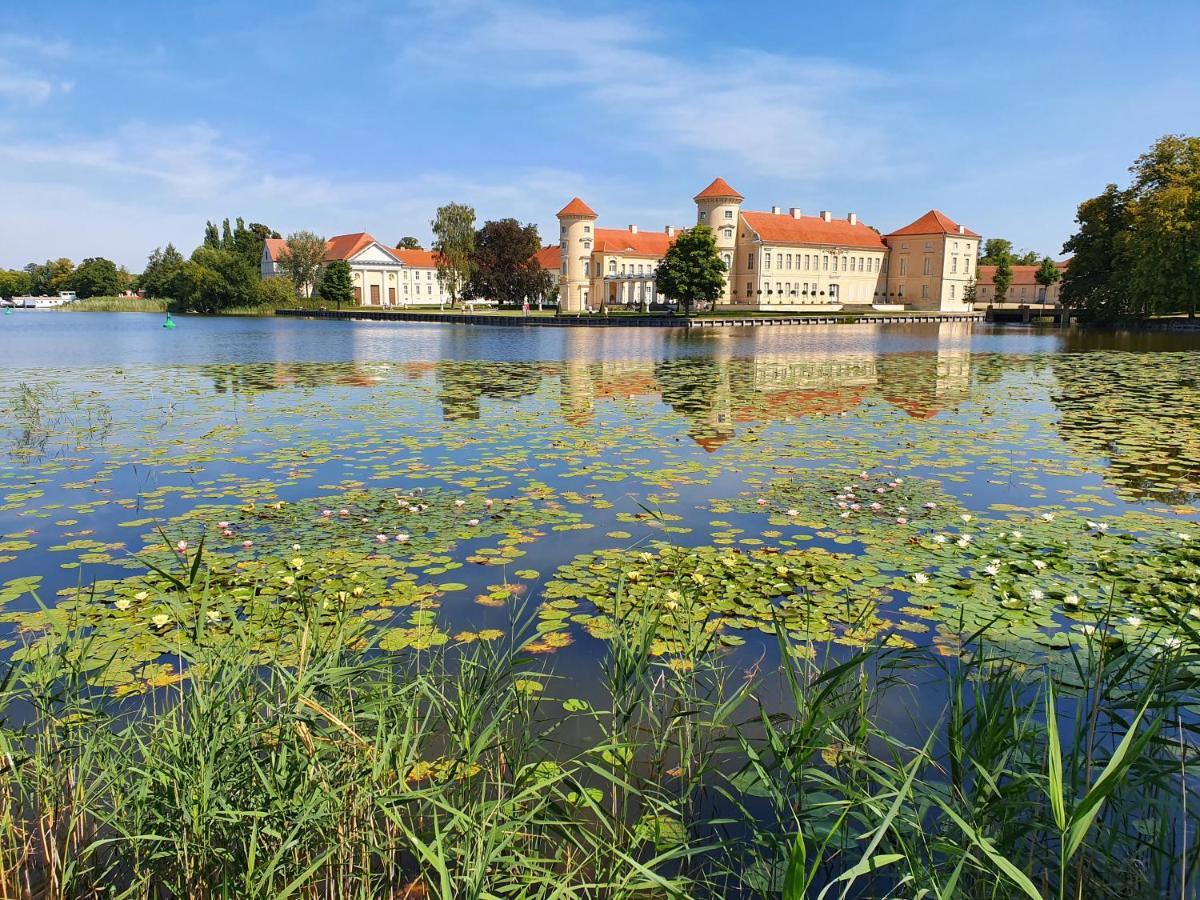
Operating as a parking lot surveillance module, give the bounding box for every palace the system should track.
[542,178,981,314]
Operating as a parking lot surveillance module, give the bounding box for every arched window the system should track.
[608,260,616,274]
[722,253,731,270]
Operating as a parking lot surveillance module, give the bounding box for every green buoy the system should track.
[163,312,176,329]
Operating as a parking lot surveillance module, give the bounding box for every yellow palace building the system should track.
[544,178,980,314]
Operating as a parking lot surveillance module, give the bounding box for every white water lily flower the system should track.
[206,610,222,623]
[1177,532,1192,541]
[1010,531,1024,539]
[984,563,1000,576]
[1164,637,1184,651]
[376,534,388,543]
[912,573,929,585]
[175,540,188,552]
[956,536,972,548]
[1080,624,1098,636]
[1126,616,1143,628]
[1032,560,1047,571]
[290,557,305,570]
[114,598,132,611]
[787,509,799,517]
[933,534,947,544]
[1030,589,1045,601]
[467,518,480,526]
[395,533,410,543]
[1041,513,1054,521]
[1064,594,1081,607]
[454,499,466,507]
[960,514,972,523]
[150,614,170,628]
[292,543,301,551]
[134,591,149,601]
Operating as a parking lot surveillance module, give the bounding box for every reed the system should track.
[0,580,1196,898]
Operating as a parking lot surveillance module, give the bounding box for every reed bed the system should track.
[0,587,1196,898]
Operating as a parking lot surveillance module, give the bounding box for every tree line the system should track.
[1061,134,1200,320]
[429,203,555,307]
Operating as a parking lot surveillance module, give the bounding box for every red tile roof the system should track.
[323,232,377,261]
[740,211,886,249]
[886,210,979,238]
[594,228,676,257]
[557,197,598,218]
[976,261,1069,286]
[389,247,440,268]
[263,238,288,262]
[694,177,743,202]
[535,245,561,270]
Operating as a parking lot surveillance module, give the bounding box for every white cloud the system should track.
[390,1,894,183]
[0,32,72,104]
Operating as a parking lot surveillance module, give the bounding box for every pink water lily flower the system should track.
[175,540,188,553]
[339,509,350,517]
[756,498,767,506]
[467,518,480,526]
[217,521,230,528]
[376,534,388,543]
[484,498,494,507]
[896,517,908,525]
[242,540,253,548]
[870,502,882,511]
[222,529,233,537]
[322,509,332,518]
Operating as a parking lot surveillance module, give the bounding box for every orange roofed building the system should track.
[262,233,449,306]
[549,179,982,314]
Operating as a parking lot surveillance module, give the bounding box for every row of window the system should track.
[755,251,879,274]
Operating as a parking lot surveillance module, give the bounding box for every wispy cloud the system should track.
[390,0,895,183]
[0,32,72,104]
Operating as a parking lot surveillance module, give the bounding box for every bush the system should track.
[257,275,297,307]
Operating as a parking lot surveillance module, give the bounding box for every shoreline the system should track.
[275,307,986,328]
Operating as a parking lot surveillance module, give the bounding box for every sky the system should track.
[2,0,1199,271]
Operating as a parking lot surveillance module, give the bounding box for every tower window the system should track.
[724,209,733,219]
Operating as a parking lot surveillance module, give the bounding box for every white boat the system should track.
[8,292,76,309]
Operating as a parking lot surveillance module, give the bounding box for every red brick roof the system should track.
[976,260,1068,286]
[886,210,979,238]
[535,245,561,270]
[594,228,676,257]
[557,197,598,218]
[740,211,886,249]
[694,177,743,202]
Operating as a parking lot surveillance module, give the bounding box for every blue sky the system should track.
[2,0,1198,270]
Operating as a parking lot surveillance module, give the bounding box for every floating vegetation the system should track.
[0,343,1198,691]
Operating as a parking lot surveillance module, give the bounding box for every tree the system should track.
[221,218,234,250]
[276,230,327,298]
[962,278,977,306]
[318,259,354,308]
[992,255,1013,304]
[654,225,726,315]
[172,246,257,313]
[431,203,475,307]
[1034,256,1062,308]
[462,218,551,307]
[0,269,32,298]
[396,236,423,250]
[978,239,1014,266]
[70,257,124,298]
[1060,184,1131,320]
[257,274,297,308]
[141,244,186,299]
[203,221,221,249]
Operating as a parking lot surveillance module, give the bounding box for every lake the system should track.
[1,313,1199,690]
[4,311,1200,895]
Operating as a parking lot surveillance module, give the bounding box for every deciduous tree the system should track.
[1034,256,1062,307]
[462,218,550,307]
[141,244,186,299]
[276,230,327,298]
[655,225,726,315]
[319,259,354,308]
[431,203,475,307]
[70,257,124,298]
[396,236,422,250]
[992,256,1013,304]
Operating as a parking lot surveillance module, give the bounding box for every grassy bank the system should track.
[1,582,1195,899]
[52,295,170,313]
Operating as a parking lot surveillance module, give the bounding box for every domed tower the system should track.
[693,177,743,305]
[556,197,599,313]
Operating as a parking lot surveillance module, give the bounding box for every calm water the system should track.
[1,312,1198,693]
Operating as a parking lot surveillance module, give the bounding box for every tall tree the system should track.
[203,221,221,249]
[70,257,124,298]
[977,238,1014,266]
[396,236,423,250]
[1034,256,1062,308]
[992,255,1013,304]
[318,259,354,309]
[172,246,257,313]
[431,203,475,307]
[221,218,234,250]
[462,218,550,307]
[654,225,726,315]
[276,230,327,298]
[141,244,186,299]
[1060,184,1131,320]
[962,278,977,306]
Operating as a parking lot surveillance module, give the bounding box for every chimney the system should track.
[820,210,832,223]
[847,212,857,226]
[790,207,802,219]
[665,225,676,237]
[771,205,781,215]
[629,224,638,234]
[957,225,966,235]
